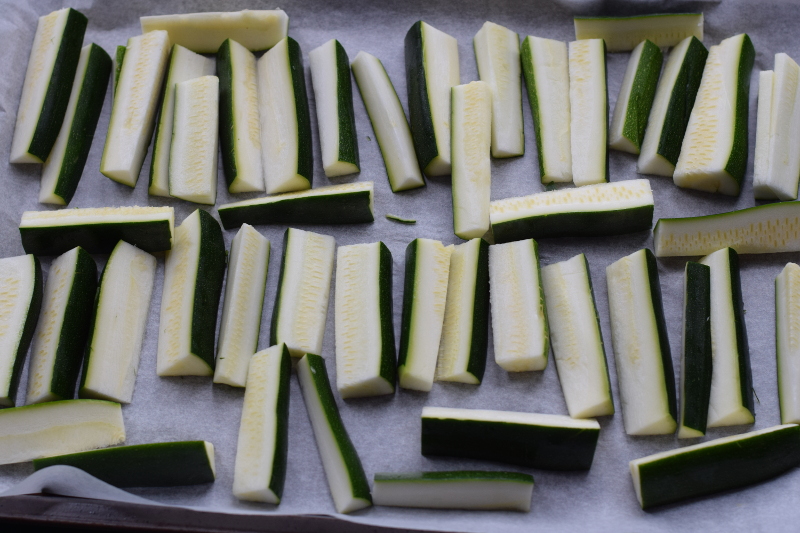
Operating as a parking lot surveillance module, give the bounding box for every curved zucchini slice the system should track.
[777,263,800,424]
[753,70,774,196]
[385,214,416,224]
[112,45,125,97]
[569,39,607,187]
[574,14,703,52]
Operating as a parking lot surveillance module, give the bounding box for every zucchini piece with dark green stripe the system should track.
[112,45,125,97]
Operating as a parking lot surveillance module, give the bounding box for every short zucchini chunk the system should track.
[309,39,360,178]
[351,52,425,192]
[0,400,124,465]
[19,206,175,256]
[753,70,774,195]
[100,30,171,187]
[574,13,704,52]
[569,39,608,186]
[372,471,534,512]
[489,239,548,372]
[673,33,755,196]
[0,255,42,407]
[257,37,313,194]
[335,242,396,398]
[40,44,112,206]
[297,354,372,514]
[157,210,226,377]
[777,263,800,424]
[630,424,800,509]
[541,254,614,419]
[436,239,489,384]
[233,344,291,503]
[270,228,335,358]
[421,407,600,470]
[112,45,125,97]
[34,441,216,488]
[606,249,677,435]
[214,225,270,388]
[405,21,460,176]
[10,8,87,164]
[26,248,96,405]
[397,239,453,392]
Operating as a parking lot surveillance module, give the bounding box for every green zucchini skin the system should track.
[289,37,314,186]
[396,239,418,373]
[645,249,678,423]
[520,37,546,179]
[621,40,662,151]
[681,261,712,436]
[113,45,125,97]
[217,38,241,190]
[378,242,397,387]
[269,229,290,348]
[465,239,490,381]
[724,34,755,183]
[405,21,437,173]
[192,210,227,371]
[20,221,173,256]
[6,257,43,406]
[728,249,754,418]
[335,40,360,169]
[269,344,292,500]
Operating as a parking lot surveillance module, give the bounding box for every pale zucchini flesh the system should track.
[574,14,703,52]
[777,263,800,424]
[569,39,608,187]
[752,70,774,197]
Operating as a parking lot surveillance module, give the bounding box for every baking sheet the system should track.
[1,0,799,531]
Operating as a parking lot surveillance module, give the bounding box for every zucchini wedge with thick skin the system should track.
[214,225,270,388]
[436,239,489,384]
[637,36,708,177]
[606,249,677,435]
[474,22,523,158]
[157,210,226,377]
[0,400,124,465]
[309,39,360,178]
[405,21,460,176]
[257,37,313,194]
[10,8,87,164]
[630,424,800,509]
[101,30,171,187]
[674,34,755,196]
[112,46,125,97]
[753,70,774,195]
[335,242,396,398]
[351,52,425,192]
[40,44,112,206]
[0,255,42,407]
[574,14,704,52]
[609,40,662,154]
[19,206,174,256]
[34,441,216,488]
[270,228,335,358]
[777,263,800,424]
[233,344,290,503]
[490,179,654,244]
[141,10,289,54]
[26,248,96,405]
[372,471,534,512]
[569,39,608,187]
[421,407,600,471]
[398,239,453,392]
[297,354,372,514]
[80,241,156,404]
[489,239,548,372]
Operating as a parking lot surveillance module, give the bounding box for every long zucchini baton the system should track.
[574,14,704,52]
[753,70,774,196]
[569,39,608,186]
[777,263,800,424]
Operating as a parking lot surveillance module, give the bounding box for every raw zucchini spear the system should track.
[40,44,112,206]
[19,206,175,256]
[233,344,291,503]
[451,81,491,240]
[218,182,375,229]
[653,202,800,257]
[26,247,96,404]
[474,22,524,158]
[214,225,270,388]
[100,30,171,187]
[606,249,677,435]
[700,248,754,427]
[490,179,654,244]
[569,39,608,187]
[270,228,335,358]
[637,36,708,176]
[351,52,425,192]
[149,45,215,197]
[157,210,226,376]
[520,36,571,183]
[777,263,800,424]
[397,239,453,392]
[257,37,313,194]
[630,424,800,509]
[421,407,600,470]
[436,239,489,384]
[297,353,372,514]
[673,34,755,196]
[169,75,220,205]
[574,14,704,52]
[10,8,87,164]
[309,39,360,177]
[405,21,460,176]
[0,255,42,407]
[141,10,289,54]
[0,400,124,465]
[372,471,534,512]
[34,441,216,487]
[753,70,774,195]
[541,254,614,419]
[80,241,156,404]
[609,40,662,154]
[335,242,396,398]
[112,45,125,97]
